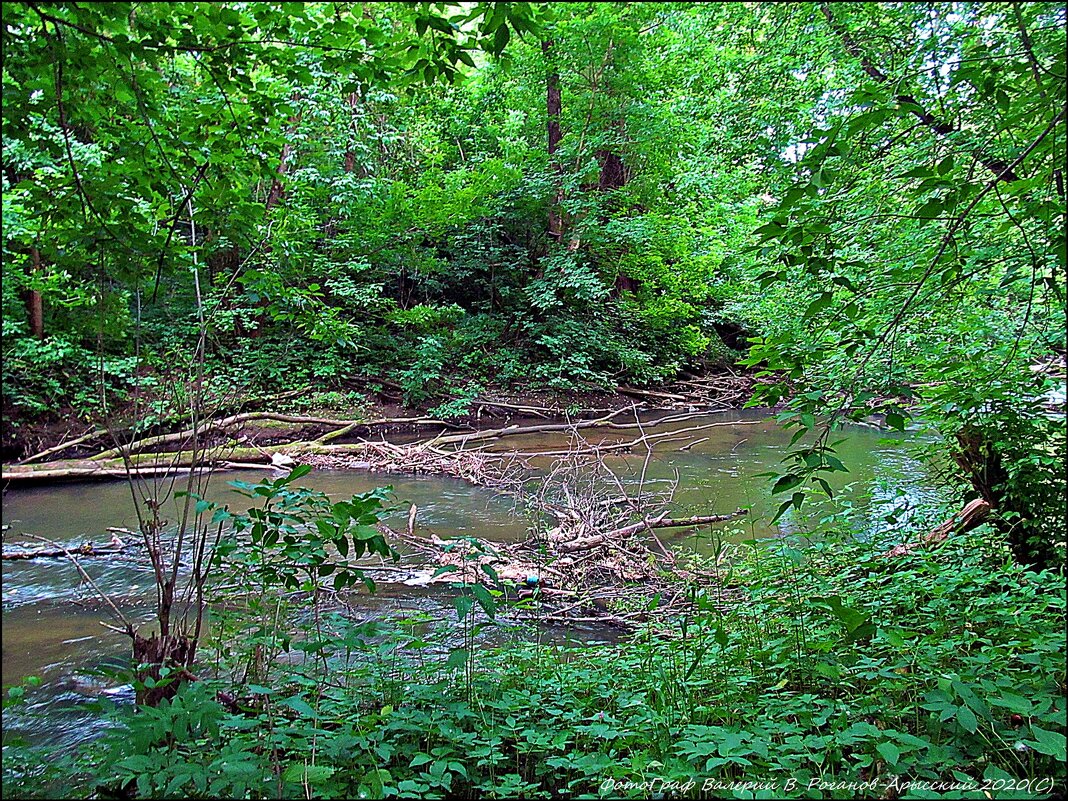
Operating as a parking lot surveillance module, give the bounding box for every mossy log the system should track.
[0,441,376,483]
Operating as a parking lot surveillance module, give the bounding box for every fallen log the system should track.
[616,386,690,402]
[3,444,292,482]
[883,498,992,558]
[17,428,109,465]
[16,388,318,465]
[3,539,128,560]
[89,412,459,460]
[2,439,512,485]
[561,510,749,552]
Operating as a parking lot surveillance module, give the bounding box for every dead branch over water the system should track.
[359,420,752,628]
[1,406,756,483]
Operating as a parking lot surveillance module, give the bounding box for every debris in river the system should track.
[2,539,130,560]
[376,424,751,629]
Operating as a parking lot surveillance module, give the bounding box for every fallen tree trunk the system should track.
[2,541,129,560]
[17,428,109,465]
[90,412,459,460]
[616,386,690,402]
[16,388,315,464]
[883,498,992,558]
[2,439,510,484]
[3,444,296,482]
[561,510,748,552]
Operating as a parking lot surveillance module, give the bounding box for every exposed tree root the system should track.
[883,498,992,558]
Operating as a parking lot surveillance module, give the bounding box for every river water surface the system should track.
[2,410,948,746]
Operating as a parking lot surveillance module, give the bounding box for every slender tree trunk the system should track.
[344,92,360,174]
[132,631,196,706]
[28,246,44,339]
[265,138,297,212]
[543,39,564,243]
[265,102,303,212]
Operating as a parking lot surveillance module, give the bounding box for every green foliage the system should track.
[7,525,1064,798]
[210,466,398,594]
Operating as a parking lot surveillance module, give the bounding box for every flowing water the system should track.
[1,409,948,747]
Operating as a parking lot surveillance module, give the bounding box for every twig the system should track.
[22,534,134,636]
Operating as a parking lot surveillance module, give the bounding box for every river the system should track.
[1,409,948,747]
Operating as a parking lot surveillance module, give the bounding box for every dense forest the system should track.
[2,2,1065,799]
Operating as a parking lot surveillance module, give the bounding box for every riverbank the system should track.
[4,407,1062,798]
[2,369,760,463]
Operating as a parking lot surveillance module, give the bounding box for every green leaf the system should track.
[1026,725,1066,760]
[493,23,510,54]
[470,583,497,619]
[771,499,794,523]
[283,763,335,784]
[281,464,312,483]
[454,595,474,620]
[884,412,906,431]
[802,292,833,321]
[446,648,468,669]
[813,596,871,636]
[955,704,978,733]
[771,473,803,495]
[282,696,317,718]
[875,741,900,766]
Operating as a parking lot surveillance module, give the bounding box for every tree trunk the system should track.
[883,498,992,558]
[265,110,302,212]
[132,631,196,706]
[596,149,626,192]
[28,246,44,339]
[344,92,360,174]
[952,426,1057,570]
[543,39,564,243]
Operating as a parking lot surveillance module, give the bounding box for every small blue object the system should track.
[524,574,540,587]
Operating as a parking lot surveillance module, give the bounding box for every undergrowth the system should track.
[4,524,1065,799]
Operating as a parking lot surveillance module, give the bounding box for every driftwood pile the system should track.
[366,426,751,628]
[1,386,763,628]
[620,370,755,411]
[0,405,761,484]
[301,440,523,489]
[2,399,760,626]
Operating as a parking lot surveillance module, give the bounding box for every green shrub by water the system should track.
[5,526,1064,799]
